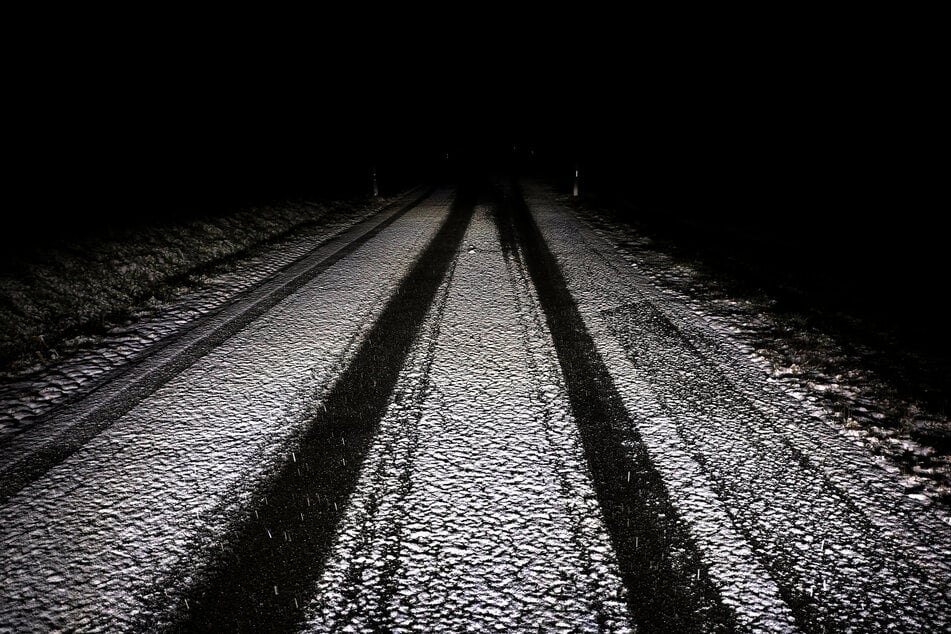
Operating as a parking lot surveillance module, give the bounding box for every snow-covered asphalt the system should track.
[303,201,629,631]
[0,190,452,631]
[1,180,949,632]
[518,181,951,632]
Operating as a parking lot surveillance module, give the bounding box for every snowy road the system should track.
[517,182,951,632]
[303,201,629,631]
[0,190,453,631]
[1,180,950,632]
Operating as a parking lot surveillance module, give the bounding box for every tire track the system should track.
[169,183,478,631]
[496,181,737,632]
[521,180,951,631]
[302,194,630,632]
[0,188,433,505]
[0,191,453,632]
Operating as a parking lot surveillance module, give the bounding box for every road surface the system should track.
[1,178,949,632]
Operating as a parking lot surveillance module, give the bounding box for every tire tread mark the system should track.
[495,180,737,633]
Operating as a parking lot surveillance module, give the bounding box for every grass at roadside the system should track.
[0,196,395,374]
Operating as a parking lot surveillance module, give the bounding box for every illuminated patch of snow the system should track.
[524,182,951,631]
[0,193,417,439]
[303,204,630,632]
[574,193,951,509]
[0,192,453,631]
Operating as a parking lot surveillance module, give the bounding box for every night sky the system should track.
[6,25,945,362]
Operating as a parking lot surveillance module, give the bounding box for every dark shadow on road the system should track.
[0,190,434,507]
[494,179,737,633]
[166,184,477,631]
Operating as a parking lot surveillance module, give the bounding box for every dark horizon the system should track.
[5,52,947,370]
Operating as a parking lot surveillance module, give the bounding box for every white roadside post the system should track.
[573,162,580,197]
[372,165,379,197]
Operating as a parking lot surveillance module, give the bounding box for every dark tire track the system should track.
[604,298,950,632]
[168,183,477,632]
[494,181,737,633]
[328,259,456,627]
[497,227,622,629]
[0,188,433,505]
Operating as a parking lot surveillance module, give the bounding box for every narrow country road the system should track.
[303,196,629,631]
[1,178,949,633]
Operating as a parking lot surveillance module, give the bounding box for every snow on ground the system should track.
[303,203,631,632]
[523,182,951,632]
[3,178,948,631]
[570,193,951,510]
[0,191,452,631]
[0,192,412,440]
